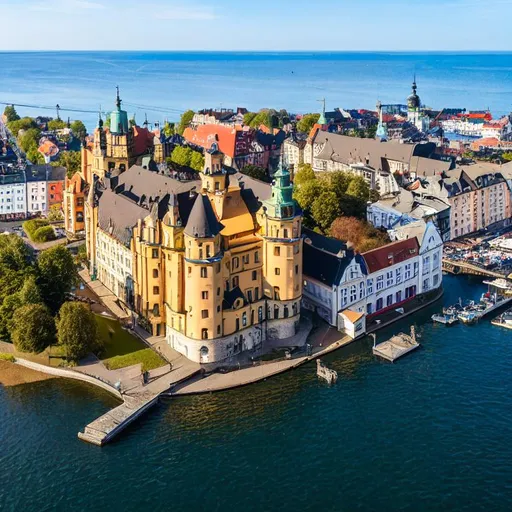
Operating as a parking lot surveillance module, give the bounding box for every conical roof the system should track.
[184,194,222,238]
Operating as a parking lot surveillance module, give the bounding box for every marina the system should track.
[371,326,420,362]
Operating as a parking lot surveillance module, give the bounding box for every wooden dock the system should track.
[372,327,420,362]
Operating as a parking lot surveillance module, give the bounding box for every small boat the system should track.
[458,310,478,325]
[372,326,420,362]
[491,310,512,329]
[432,313,458,326]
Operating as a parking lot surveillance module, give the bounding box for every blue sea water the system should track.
[0,51,512,129]
[1,275,511,512]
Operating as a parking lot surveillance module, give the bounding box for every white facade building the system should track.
[0,173,27,220]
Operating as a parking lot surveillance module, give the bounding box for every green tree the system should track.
[162,121,175,137]
[26,148,44,164]
[241,165,269,182]
[243,112,257,126]
[51,150,81,178]
[297,113,320,134]
[37,245,77,314]
[0,293,23,341]
[190,150,205,172]
[346,175,370,202]
[19,275,42,305]
[4,105,20,122]
[177,110,195,135]
[104,113,111,130]
[7,117,37,137]
[70,120,87,140]
[171,145,192,166]
[294,164,316,186]
[0,235,32,303]
[18,127,41,153]
[11,304,56,354]
[294,180,323,211]
[248,111,270,129]
[311,190,341,232]
[48,119,67,131]
[56,302,101,362]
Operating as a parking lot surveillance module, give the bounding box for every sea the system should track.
[0,52,511,129]
[1,53,512,511]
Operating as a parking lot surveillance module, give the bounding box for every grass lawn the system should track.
[95,315,166,372]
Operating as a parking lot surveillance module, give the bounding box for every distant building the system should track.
[25,165,66,215]
[406,79,430,133]
[0,173,26,221]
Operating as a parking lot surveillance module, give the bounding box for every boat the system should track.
[491,310,512,329]
[372,326,420,362]
[458,310,478,325]
[432,313,458,326]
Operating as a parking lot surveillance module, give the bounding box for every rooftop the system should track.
[362,237,419,273]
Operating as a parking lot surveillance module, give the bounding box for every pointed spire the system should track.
[116,85,121,109]
[317,98,327,125]
[98,107,103,128]
[184,194,222,238]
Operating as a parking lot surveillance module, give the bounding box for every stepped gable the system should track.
[184,193,223,238]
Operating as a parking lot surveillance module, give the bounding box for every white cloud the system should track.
[28,0,105,11]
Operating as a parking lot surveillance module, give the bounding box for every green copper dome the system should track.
[110,86,129,134]
[262,162,296,220]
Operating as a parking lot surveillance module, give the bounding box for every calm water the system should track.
[1,274,511,512]
[0,52,512,129]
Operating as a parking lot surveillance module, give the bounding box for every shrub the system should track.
[0,352,15,362]
[32,225,56,243]
[23,219,49,239]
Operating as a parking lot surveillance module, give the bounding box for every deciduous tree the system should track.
[241,165,269,182]
[297,113,320,134]
[11,304,56,354]
[48,119,67,131]
[293,164,316,186]
[177,110,195,135]
[4,105,20,122]
[311,190,341,232]
[56,302,101,362]
[70,120,87,140]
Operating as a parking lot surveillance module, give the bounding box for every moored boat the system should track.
[432,313,458,326]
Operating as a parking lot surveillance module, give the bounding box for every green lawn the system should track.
[95,315,166,372]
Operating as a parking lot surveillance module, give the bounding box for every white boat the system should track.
[432,313,458,326]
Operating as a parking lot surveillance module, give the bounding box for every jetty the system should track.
[372,326,420,362]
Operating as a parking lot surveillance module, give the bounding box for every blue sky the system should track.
[2,0,511,51]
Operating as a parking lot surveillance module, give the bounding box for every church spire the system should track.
[317,98,327,125]
[116,85,122,110]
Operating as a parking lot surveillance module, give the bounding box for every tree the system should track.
[18,127,41,153]
[311,191,341,232]
[0,293,23,341]
[4,105,20,122]
[56,302,101,362]
[170,145,192,166]
[177,110,195,135]
[48,119,67,131]
[346,175,370,202]
[7,117,37,136]
[0,235,32,304]
[294,164,316,186]
[297,113,320,134]
[243,112,257,126]
[248,111,270,129]
[19,275,42,306]
[241,165,269,182]
[11,304,56,354]
[294,180,323,211]
[37,245,77,314]
[330,216,390,253]
[162,121,175,137]
[104,113,111,130]
[70,120,87,140]
[51,150,81,178]
[190,150,205,172]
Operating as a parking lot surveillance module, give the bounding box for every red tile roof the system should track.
[362,238,419,274]
[183,124,238,157]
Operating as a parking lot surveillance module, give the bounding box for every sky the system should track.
[1,0,511,51]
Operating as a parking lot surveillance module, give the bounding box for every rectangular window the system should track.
[274,246,280,256]
[376,276,384,291]
[295,265,299,275]
[396,267,402,284]
[433,274,439,286]
[200,267,207,278]
[233,276,239,287]
[232,257,239,269]
[206,245,211,258]
[243,254,249,264]
[202,291,208,300]
[254,251,260,263]
[404,264,411,280]
[152,249,158,259]
[217,287,221,296]
[153,286,159,295]
[275,268,280,275]
[386,294,393,307]
[252,270,257,281]
[386,271,393,287]
[153,269,158,278]
[367,279,373,295]
[423,256,430,275]
[201,309,209,319]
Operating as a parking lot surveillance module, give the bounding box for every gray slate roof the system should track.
[184,193,223,238]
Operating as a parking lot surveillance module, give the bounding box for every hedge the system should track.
[23,219,49,239]
[32,225,56,243]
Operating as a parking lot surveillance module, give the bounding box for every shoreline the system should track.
[0,360,56,387]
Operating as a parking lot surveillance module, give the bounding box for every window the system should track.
[188,266,192,275]
[433,252,439,269]
[404,264,411,280]
[202,291,209,300]
[206,245,211,258]
[359,282,365,299]
[255,288,259,301]
[274,287,280,300]
[396,267,402,284]
[201,309,209,319]
[423,278,430,291]
[386,271,393,287]
[255,251,260,263]
[152,249,158,259]
[216,263,221,273]
[233,276,239,288]
[274,246,280,256]
[275,268,280,275]
[252,270,257,281]
[235,318,240,331]
[423,256,430,275]
[201,329,208,340]
[284,306,289,318]
[199,249,203,259]
[217,305,221,313]
[283,229,288,238]
[414,262,419,275]
[201,267,207,278]
[376,276,384,291]
[396,290,402,303]
[350,285,357,303]
[386,294,393,307]
[295,265,299,275]
[258,306,263,322]
[217,287,221,296]
[153,286,159,295]
[367,279,373,295]
[242,312,247,327]
[376,298,383,311]
[243,254,249,264]
[232,257,239,269]
[433,274,439,287]
[247,290,253,302]
[274,305,279,319]
[153,269,158,278]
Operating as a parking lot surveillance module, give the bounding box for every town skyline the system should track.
[3,0,512,51]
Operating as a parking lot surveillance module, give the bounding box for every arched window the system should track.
[201,329,208,340]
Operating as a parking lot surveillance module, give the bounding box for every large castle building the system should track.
[65,92,303,364]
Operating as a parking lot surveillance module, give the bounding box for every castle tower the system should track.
[183,193,224,346]
[258,162,303,338]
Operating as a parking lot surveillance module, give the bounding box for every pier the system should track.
[442,259,506,279]
[372,327,420,362]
